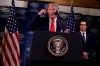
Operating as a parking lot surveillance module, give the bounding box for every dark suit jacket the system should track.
[79,32,96,53]
[29,14,63,32]
[78,32,96,61]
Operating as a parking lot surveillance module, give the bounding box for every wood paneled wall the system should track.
[20,0,100,9]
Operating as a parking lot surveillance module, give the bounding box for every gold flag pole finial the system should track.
[71,0,73,6]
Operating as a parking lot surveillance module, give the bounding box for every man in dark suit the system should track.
[79,21,96,66]
[29,3,66,32]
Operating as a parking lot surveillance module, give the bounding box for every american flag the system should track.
[0,0,20,66]
[66,3,75,33]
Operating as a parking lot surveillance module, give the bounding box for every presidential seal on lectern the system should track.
[47,35,68,57]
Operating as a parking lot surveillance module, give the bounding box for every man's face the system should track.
[80,21,87,31]
[47,6,58,16]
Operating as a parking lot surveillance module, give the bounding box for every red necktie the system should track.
[50,19,55,32]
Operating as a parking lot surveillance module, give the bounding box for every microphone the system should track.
[54,10,58,15]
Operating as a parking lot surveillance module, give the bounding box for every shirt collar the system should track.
[49,17,57,22]
[80,31,86,34]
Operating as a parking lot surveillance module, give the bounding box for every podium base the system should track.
[29,60,83,66]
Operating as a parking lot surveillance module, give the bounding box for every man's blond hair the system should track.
[48,3,59,9]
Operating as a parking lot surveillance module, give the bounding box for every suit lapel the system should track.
[56,18,61,32]
[86,33,89,44]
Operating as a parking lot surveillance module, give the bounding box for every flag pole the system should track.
[71,0,73,7]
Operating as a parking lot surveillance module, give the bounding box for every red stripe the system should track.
[10,32,20,65]
[15,32,20,62]
[1,42,12,66]
[1,43,6,66]
[3,32,17,66]
[15,32,19,43]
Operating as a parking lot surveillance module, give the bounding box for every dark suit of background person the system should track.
[28,3,66,32]
[79,21,96,66]
[95,31,100,66]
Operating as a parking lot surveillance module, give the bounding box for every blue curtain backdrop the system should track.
[24,0,48,66]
